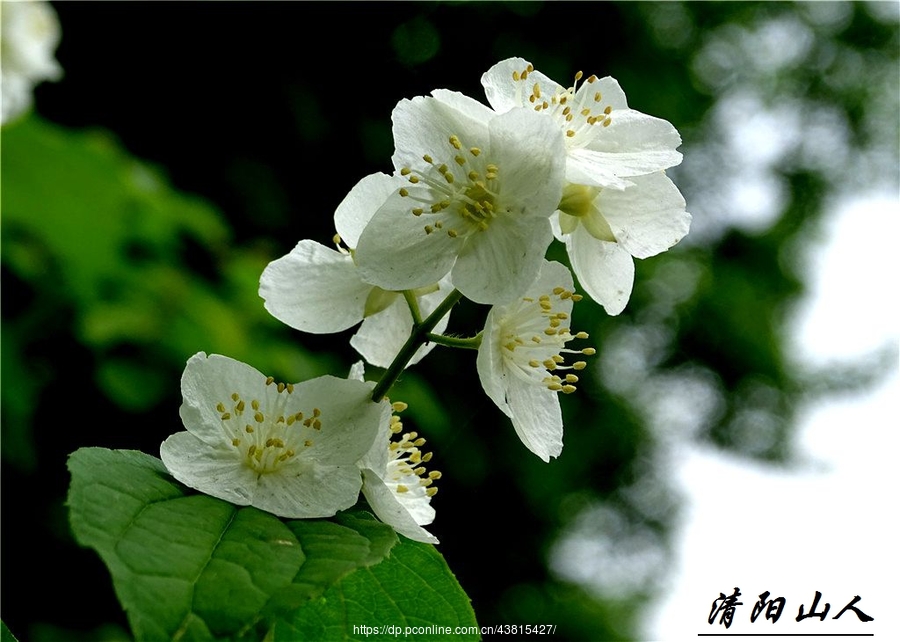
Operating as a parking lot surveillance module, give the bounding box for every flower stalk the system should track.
[372,289,464,402]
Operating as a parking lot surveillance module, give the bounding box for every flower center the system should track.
[398,134,503,240]
[498,285,596,394]
[510,63,613,145]
[215,377,321,475]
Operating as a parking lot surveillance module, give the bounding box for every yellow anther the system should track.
[543,359,557,370]
[265,376,275,385]
[429,471,442,480]
[413,466,426,476]
[533,83,541,98]
[400,167,411,176]
[444,172,454,184]
[392,401,408,412]
[413,438,426,447]
[231,392,240,402]
[581,108,591,116]
[575,331,589,339]
[547,382,563,391]
[286,383,294,394]
[449,135,462,150]
[470,147,481,156]
[251,400,260,410]
[254,412,265,423]
[424,225,434,234]
[512,70,520,81]
[552,355,565,363]
[313,408,321,417]
[588,74,598,83]
[412,207,423,216]
[454,155,466,166]
[396,484,409,493]
[447,229,458,238]
[582,347,596,356]
[216,402,226,413]
[277,382,285,393]
[422,452,433,463]
[408,176,419,184]
[399,188,409,197]
[594,92,602,102]
[544,327,558,335]
[563,106,571,116]
[529,359,540,368]
[221,412,231,421]
[303,417,313,427]
[603,118,612,127]
[304,440,313,447]
[423,154,433,163]
[248,445,257,457]
[410,450,422,463]
[231,438,240,447]
[468,170,479,181]
[236,400,245,412]
[245,425,254,434]
[313,419,322,430]
[565,374,579,383]
[426,487,438,497]
[562,385,577,394]
[420,477,433,487]
[573,361,588,370]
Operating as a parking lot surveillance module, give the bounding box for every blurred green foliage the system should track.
[2,2,897,641]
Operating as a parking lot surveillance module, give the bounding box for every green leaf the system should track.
[67,448,397,641]
[2,621,19,642]
[273,539,479,641]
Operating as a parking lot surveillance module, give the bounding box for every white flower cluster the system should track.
[161,58,689,543]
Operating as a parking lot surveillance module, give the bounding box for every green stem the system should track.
[371,289,464,403]
[402,289,423,326]
[425,331,482,350]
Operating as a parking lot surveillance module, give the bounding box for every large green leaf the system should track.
[67,448,398,641]
[273,539,479,641]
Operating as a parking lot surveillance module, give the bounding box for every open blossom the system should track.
[359,403,440,544]
[160,352,388,519]
[480,57,683,190]
[476,261,595,461]
[555,172,690,315]
[354,95,566,305]
[1,0,63,124]
[259,173,452,368]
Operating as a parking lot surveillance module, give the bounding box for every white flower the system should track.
[259,173,452,368]
[1,0,63,125]
[354,95,566,305]
[555,172,691,315]
[359,403,440,544]
[160,352,389,519]
[476,261,595,462]
[480,57,683,190]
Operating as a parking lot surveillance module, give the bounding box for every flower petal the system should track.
[567,226,635,315]
[260,239,370,333]
[598,172,691,259]
[253,462,363,518]
[452,214,552,304]
[355,190,460,292]
[506,379,563,462]
[291,375,388,465]
[361,469,439,544]
[160,431,258,504]
[334,172,404,248]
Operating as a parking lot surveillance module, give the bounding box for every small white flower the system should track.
[1,0,63,124]
[476,261,595,462]
[259,173,452,368]
[355,96,566,305]
[160,352,389,519]
[555,172,691,315]
[480,57,683,190]
[359,403,440,544]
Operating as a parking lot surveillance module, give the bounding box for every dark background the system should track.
[2,2,897,640]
